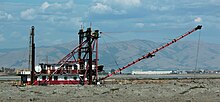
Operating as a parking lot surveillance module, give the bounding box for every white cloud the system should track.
[48,2,62,9]
[0,34,5,42]
[91,3,112,14]
[0,11,13,20]
[113,0,141,7]
[65,0,74,9]
[194,17,202,22]
[90,2,126,15]
[113,10,127,15]
[100,0,141,8]
[149,5,173,11]
[40,0,74,11]
[40,2,50,10]
[135,23,145,28]
[20,8,36,20]
[90,0,139,15]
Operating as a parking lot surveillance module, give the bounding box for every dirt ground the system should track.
[0,79,220,102]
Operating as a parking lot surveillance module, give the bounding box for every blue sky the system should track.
[0,0,219,48]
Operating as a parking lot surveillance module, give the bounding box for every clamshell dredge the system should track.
[18,25,202,85]
[19,26,103,85]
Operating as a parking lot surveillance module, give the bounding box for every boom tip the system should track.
[195,25,202,30]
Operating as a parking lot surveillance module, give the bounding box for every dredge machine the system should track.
[19,27,103,85]
[19,25,202,85]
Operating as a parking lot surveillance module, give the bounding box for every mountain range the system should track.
[0,39,220,72]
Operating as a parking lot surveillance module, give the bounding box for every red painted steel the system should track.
[52,40,88,75]
[32,80,80,85]
[58,40,88,64]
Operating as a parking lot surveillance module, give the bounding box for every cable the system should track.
[194,30,202,78]
[102,34,150,57]
[100,34,160,69]
[103,34,149,52]
[102,36,120,69]
[100,35,145,68]
[101,30,159,35]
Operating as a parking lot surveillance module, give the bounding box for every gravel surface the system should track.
[0,79,220,102]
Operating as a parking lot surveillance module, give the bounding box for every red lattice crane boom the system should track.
[100,25,202,80]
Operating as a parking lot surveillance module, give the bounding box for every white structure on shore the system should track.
[132,71,172,75]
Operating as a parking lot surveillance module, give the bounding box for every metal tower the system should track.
[57,27,101,85]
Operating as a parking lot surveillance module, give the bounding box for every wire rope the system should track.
[101,36,120,69]
[194,29,202,78]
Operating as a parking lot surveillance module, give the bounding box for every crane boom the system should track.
[100,25,202,80]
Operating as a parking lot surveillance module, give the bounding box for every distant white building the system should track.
[19,71,31,75]
[132,71,172,75]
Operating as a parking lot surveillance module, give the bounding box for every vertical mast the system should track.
[94,30,99,83]
[78,29,84,67]
[87,28,93,85]
[30,26,35,85]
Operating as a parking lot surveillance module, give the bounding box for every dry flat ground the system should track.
[0,79,220,102]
